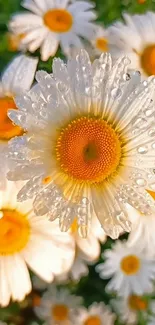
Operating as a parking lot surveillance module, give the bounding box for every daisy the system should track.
[0,178,75,307]
[111,295,150,324]
[9,0,97,61]
[96,240,155,297]
[58,217,106,281]
[126,201,155,257]
[34,285,83,324]
[108,12,155,77]
[91,25,109,56]
[72,302,116,325]
[7,32,27,52]
[6,50,155,239]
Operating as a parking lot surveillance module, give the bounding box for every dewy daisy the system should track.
[127,202,155,258]
[91,25,109,56]
[72,302,116,325]
[34,285,83,324]
[0,178,75,307]
[9,0,97,61]
[6,50,155,239]
[108,12,155,77]
[96,240,155,297]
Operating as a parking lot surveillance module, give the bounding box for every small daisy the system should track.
[0,178,75,307]
[0,54,38,144]
[111,295,150,324]
[9,0,97,61]
[6,50,155,239]
[72,302,116,325]
[96,240,155,297]
[57,217,106,281]
[108,12,155,77]
[91,25,109,56]
[126,201,155,257]
[34,285,83,324]
[7,32,27,52]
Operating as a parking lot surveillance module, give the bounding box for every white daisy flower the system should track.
[34,285,83,324]
[7,32,27,52]
[9,0,97,61]
[56,217,106,281]
[6,50,155,239]
[108,12,155,77]
[111,295,150,324]
[72,302,116,325]
[91,25,109,56]
[96,240,155,297]
[0,178,75,307]
[126,201,155,258]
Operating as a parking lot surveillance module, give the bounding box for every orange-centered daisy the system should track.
[121,255,141,275]
[128,295,148,311]
[7,50,155,239]
[52,304,69,321]
[0,209,30,255]
[56,117,122,183]
[44,9,73,33]
[0,97,23,140]
[95,38,108,52]
[84,316,101,325]
[141,45,155,76]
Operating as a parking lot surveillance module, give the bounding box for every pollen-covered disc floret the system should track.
[7,50,155,239]
[96,240,155,297]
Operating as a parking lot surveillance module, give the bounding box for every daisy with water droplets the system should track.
[126,201,155,257]
[34,285,83,325]
[112,295,152,324]
[6,50,155,239]
[0,178,75,307]
[96,240,155,297]
[72,302,116,325]
[9,0,97,61]
[108,12,155,77]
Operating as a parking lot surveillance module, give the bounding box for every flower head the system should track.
[108,12,155,77]
[72,302,116,325]
[9,0,97,61]
[111,295,151,324]
[91,25,109,56]
[0,178,75,307]
[34,285,83,324]
[96,240,155,297]
[7,50,155,238]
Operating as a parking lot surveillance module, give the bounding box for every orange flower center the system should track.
[128,295,148,311]
[141,44,155,75]
[121,255,140,275]
[146,189,155,200]
[0,97,23,141]
[52,304,69,321]
[7,33,25,51]
[0,209,30,255]
[95,38,108,52]
[84,316,101,325]
[44,9,73,33]
[56,117,122,183]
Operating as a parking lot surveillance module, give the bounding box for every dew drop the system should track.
[137,146,148,154]
[136,178,147,186]
[111,88,122,99]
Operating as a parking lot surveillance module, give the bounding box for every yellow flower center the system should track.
[70,218,78,233]
[44,9,73,33]
[84,316,101,325]
[0,97,23,141]
[0,209,30,255]
[141,44,155,76]
[121,255,140,275]
[128,295,148,311]
[52,304,69,321]
[56,117,122,184]
[7,33,25,51]
[95,38,108,52]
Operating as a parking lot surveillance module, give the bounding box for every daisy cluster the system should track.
[1,0,155,324]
